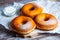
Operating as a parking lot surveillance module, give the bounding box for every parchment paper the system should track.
[0,0,60,36]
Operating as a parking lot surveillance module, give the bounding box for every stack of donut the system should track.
[10,3,58,35]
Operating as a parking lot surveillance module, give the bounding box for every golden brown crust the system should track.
[34,13,58,30]
[11,16,36,34]
[20,3,43,18]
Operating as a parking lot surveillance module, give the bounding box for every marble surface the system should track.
[0,0,60,40]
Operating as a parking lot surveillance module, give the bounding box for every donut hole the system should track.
[44,17,50,21]
[22,20,28,24]
[30,7,35,11]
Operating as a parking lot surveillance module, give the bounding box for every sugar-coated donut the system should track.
[10,16,36,34]
[20,3,43,18]
[34,13,58,30]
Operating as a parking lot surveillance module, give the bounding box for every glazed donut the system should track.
[20,3,43,18]
[34,13,58,30]
[10,16,36,34]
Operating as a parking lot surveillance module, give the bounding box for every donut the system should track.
[20,3,43,18]
[10,16,36,34]
[34,13,58,30]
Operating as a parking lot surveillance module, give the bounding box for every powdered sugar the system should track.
[45,19,57,25]
[20,21,31,30]
[3,6,16,16]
